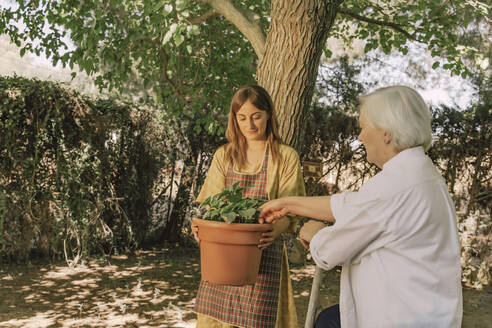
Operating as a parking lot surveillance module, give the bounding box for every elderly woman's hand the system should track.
[299,220,327,249]
[258,198,289,224]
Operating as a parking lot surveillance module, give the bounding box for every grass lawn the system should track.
[1,247,490,327]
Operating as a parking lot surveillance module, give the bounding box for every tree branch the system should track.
[160,47,182,98]
[187,9,219,25]
[201,0,266,60]
[133,37,203,103]
[160,47,200,102]
[338,8,415,40]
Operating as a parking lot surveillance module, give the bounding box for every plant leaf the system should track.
[238,208,256,219]
[222,212,236,223]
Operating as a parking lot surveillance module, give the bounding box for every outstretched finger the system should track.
[260,209,288,224]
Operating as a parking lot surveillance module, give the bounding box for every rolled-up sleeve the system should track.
[310,190,387,270]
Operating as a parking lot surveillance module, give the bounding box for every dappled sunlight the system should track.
[71,278,101,287]
[99,264,120,273]
[2,248,490,327]
[20,285,31,292]
[59,312,140,328]
[0,248,200,327]
[290,263,317,281]
[295,290,311,298]
[1,310,63,328]
[38,279,56,287]
[1,274,13,281]
[290,262,341,321]
[43,265,96,279]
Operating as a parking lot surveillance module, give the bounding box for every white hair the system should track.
[359,86,432,151]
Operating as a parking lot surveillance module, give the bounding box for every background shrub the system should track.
[0,71,489,288]
[0,76,169,263]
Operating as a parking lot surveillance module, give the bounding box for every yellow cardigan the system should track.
[196,143,306,232]
[195,143,306,328]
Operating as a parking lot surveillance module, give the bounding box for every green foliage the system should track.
[305,57,491,213]
[302,58,491,288]
[199,182,265,223]
[302,57,377,195]
[429,104,491,213]
[332,0,490,77]
[0,0,257,135]
[0,76,171,262]
[458,210,492,289]
[426,70,491,214]
[1,0,488,132]
[0,189,5,252]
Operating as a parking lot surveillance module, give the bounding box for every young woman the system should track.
[193,85,305,328]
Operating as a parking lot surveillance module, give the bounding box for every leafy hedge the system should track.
[0,72,490,288]
[0,76,170,263]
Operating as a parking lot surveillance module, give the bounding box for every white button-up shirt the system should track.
[310,147,462,328]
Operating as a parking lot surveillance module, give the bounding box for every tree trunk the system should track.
[257,0,342,150]
[166,160,176,224]
[161,155,196,242]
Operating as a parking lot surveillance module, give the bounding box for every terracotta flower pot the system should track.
[193,218,273,286]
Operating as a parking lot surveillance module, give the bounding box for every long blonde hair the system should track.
[225,85,282,169]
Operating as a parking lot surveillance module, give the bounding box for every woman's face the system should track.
[358,107,388,168]
[236,101,269,142]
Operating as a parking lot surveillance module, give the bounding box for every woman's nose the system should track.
[249,119,256,129]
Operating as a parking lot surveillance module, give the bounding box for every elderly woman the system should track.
[259,86,462,328]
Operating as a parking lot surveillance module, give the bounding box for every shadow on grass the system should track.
[1,248,491,328]
[0,248,200,328]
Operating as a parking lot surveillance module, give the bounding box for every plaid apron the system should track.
[195,147,283,328]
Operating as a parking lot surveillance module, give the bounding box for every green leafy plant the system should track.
[199,183,265,224]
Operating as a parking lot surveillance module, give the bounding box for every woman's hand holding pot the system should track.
[191,220,200,243]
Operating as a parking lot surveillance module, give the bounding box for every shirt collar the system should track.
[382,146,425,172]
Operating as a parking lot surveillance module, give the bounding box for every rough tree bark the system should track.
[204,0,343,150]
[162,0,344,243]
[257,0,343,150]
